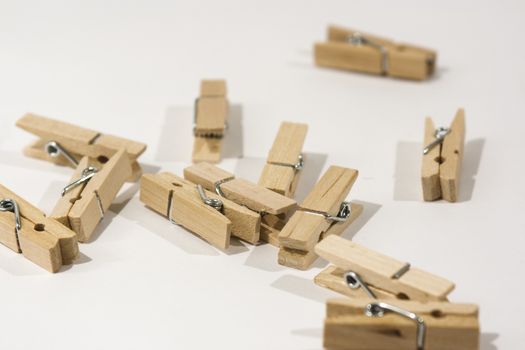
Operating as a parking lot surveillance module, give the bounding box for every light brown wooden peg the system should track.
[258,122,308,197]
[16,113,147,181]
[184,163,297,215]
[314,25,437,81]
[324,298,479,350]
[0,184,79,272]
[315,235,455,301]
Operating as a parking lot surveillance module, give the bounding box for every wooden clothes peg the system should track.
[192,80,228,163]
[0,184,79,272]
[277,166,363,270]
[258,122,308,197]
[16,113,147,181]
[314,25,437,81]
[314,235,455,302]
[422,108,466,202]
[50,149,131,242]
[324,298,479,350]
[184,162,297,216]
[140,172,262,248]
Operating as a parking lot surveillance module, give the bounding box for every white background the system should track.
[0,1,523,349]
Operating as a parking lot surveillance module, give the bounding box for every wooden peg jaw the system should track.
[276,166,359,270]
[16,113,147,182]
[315,235,455,301]
[51,149,132,242]
[258,122,308,197]
[184,162,297,215]
[324,298,479,350]
[0,184,79,272]
[421,108,466,202]
[314,25,437,81]
[140,173,232,249]
[192,80,228,163]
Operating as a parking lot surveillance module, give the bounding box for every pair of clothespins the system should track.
[422,108,466,202]
[315,236,479,350]
[192,80,228,163]
[16,113,147,181]
[0,184,79,272]
[258,122,308,197]
[51,149,131,242]
[276,166,363,270]
[314,25,437,81]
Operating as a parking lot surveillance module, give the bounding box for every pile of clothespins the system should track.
[0,25,477,350]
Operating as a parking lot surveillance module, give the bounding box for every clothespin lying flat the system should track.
[258,122,308,197]
[324,298,479,350]
[314,25,437,81]
[16,113,147,181]
[184,162,297,216]
[422,108,466,202]
[192,80,228,163]
[140,172,261,248]
[0,184,78,272]
[315,235,455,302]
[277,166,363,270]
[50,149,131,242]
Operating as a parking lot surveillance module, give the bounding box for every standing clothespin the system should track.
[314,235,455,301]
[192,80,228,163]
[314,25,437,81]
[324,298,479,350]
[421,108,466,202]
[140,172,261,248]
[258,122,308,197]
[184,162,297,216]
[277,166,363,270]
[50,149,131,242]
[0,184,79,272]
[16,113,147,181]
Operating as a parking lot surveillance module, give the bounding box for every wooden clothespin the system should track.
[16,113,147,181]
[184,162,297,216]
[314,25,437,81]
[422,108,466,202]
[140,172,262,248]
[192,80,228,163]
[314,235,455,302]
[324,298,479,350]
[258,122,308,197]
[50,149,131,242]
[0,184,79,272]
[277,166,363,270]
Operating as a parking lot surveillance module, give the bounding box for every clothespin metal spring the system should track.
[0,198,23,251]
[423,127,451,155]
[348,33,388,75]
[62,166,99,196]
[45,141,79,167]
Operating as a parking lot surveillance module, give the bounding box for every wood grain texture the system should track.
[192,137,222,163]
[421,117,442,201]
[278,166,358,251]
[185,163,297,215]
[157,172,260,244]
[200,80,227,97]
[440,109,465,202]
[315,25,436,81]
[16,113,146,181]
[0,183,79,272]
[258,122,308,197]
[278,203,362,270]
[324,298,479,350]
[315,235,455,301]
[68,149,131,242]
[140,173,231,249]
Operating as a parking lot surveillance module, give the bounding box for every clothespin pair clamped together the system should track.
[192,80,228,163]
[15,114,145,242]
[315,236,480,350]
[421,108,466,202]
[140,162,296,249]
[0,184,79,272]
[314,25,437,81]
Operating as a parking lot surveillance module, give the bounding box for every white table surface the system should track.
[0,1,523,349]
